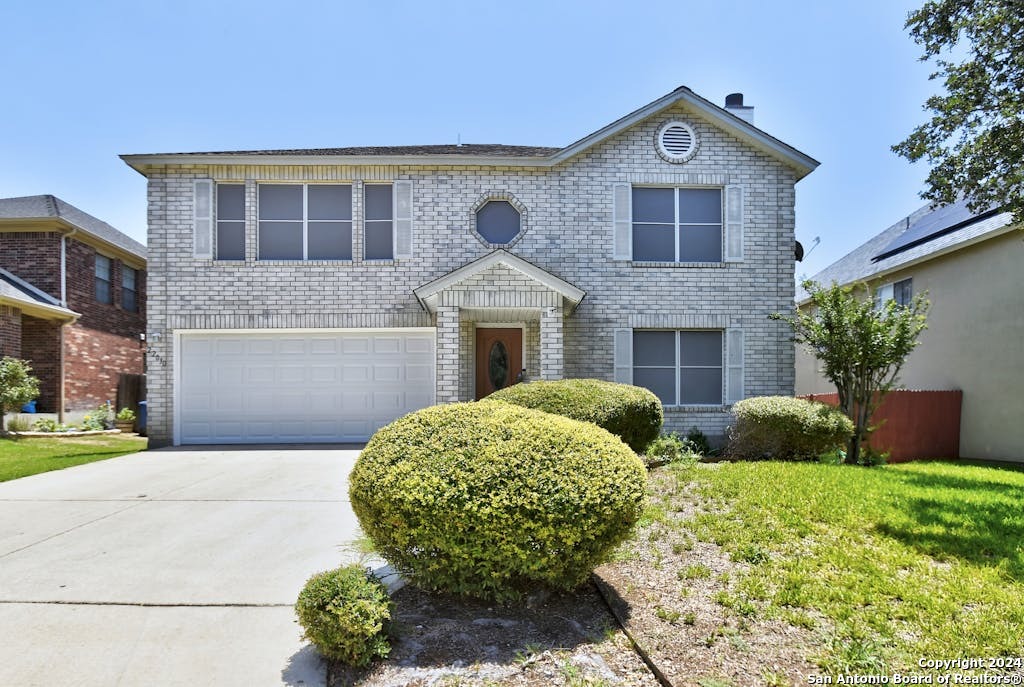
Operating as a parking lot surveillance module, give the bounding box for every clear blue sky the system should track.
[1,0,935,280]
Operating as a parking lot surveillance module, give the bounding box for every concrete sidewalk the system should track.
[0,446,365,686]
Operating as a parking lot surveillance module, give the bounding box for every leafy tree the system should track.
[0,357,40,433]
[893,0,1024,223]
[772,281,929,465]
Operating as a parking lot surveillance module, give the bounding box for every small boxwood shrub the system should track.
[487,378,662,452]
[644,432,700,468]
[349,402,647,601]
[728,396,854,461]
[295,565,393,666]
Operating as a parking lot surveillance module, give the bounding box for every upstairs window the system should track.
[893,278,913,306]
[632,187,722,262]
[475,201,521,245]
[876,277,913,309]
[216,184,245,260]
[122,266,138,312]
[95,255,112,304]
[258,184,352,260]
[364,184,393,260]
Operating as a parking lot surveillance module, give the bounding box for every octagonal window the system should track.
[475,201,521,245]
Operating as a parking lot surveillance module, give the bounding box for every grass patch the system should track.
[0,435,147,481]
[668,459,1024,673]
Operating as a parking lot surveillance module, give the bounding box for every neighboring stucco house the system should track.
[0,195,147,418]
[122,86,818,447]
[795,200,1022,462]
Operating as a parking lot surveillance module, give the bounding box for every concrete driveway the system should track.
[0,446,366,686]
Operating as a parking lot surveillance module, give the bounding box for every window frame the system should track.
[893,277,913,306]
[121,265,138,312]
[631,186,724,263]
[363,183,394,260]
[875,277,913,310]
[256,183,353,261]
[474,200,522,246]
[215,183,246,261]
[95,254,113,305]
[632,329,724,407]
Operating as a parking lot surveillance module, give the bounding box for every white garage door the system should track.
[177,330,435,444]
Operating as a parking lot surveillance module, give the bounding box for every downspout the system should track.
[58,227,77,424]
[58,325,65,425]
[60,235,67,306]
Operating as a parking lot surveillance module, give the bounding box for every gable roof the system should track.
[0,268,79,322]
[798,199,1016,303]
[0,195,147,261]
[414,249,586,313]
[121,86,819,179]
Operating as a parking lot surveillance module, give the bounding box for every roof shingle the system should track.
[0,195,146,259]
[799,200,1014,302]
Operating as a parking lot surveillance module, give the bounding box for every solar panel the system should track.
[873,199,1000,262]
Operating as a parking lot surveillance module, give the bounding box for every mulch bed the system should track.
[329,582,660,686]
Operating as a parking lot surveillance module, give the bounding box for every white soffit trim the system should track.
[413,249,586,312]
[0,294,79,322]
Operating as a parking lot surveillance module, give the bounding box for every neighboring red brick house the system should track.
[0,195,146,418]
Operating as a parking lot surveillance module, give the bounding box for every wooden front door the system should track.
[475,328,523,399]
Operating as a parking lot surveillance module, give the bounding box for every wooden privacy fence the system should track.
[116,373,146,416]
[801,390,962,462]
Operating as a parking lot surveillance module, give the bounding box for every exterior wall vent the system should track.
[656,121,698,163]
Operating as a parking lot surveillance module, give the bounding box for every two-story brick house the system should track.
[0,195,147,418]
[123,87,817,447]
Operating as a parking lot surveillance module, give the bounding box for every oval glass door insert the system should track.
[488,341,510,390]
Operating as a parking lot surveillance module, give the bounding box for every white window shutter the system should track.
[193,179,214,258]
[613,328,633,384]
[393,180,413,259]
[612,183,632,260]
[725,184,744,262]
[726,328,744,403]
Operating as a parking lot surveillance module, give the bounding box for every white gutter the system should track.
[0,295,78,322]
[120,152,555,172]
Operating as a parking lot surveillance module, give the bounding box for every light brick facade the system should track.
[136,96,812,447]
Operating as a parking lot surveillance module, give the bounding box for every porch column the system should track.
[539,304,564,380]
[436,306,460,403]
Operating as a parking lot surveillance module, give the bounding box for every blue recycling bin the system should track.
[138,401,147,436]
[21,400,37,413]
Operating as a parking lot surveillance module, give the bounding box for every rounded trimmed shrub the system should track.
[295,565,393,666]
[349,402,647,601]
[486,378,663,452]
[727,396,854,461]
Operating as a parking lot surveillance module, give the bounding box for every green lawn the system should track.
[661,459,1024,674]
[0,434,147,482]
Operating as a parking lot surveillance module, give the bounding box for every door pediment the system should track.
[413,249,585,314]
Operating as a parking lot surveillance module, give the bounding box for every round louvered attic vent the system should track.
[656,120,698,163]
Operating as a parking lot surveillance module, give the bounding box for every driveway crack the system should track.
[0,500,148,560]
